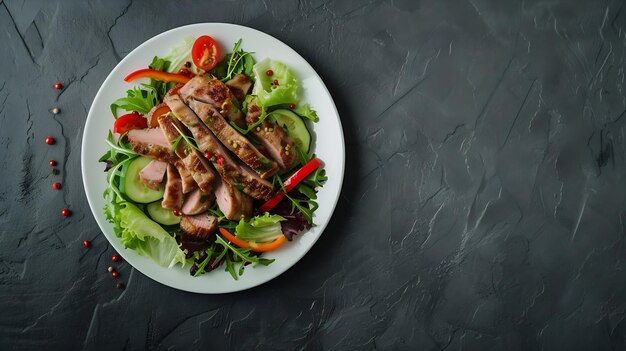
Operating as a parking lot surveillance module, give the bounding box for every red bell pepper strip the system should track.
[113,113,147,134]
[259,158,322,212]
[124,69,191,84]
[219,228,286,252]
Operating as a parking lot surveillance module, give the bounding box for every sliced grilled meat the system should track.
[225,73,253,102]
[127,128,178,163]
[164,94,275,200]
[138,160,167,190]
[180,213,218,240]
[185,97,279,178]
[161,164,183,210]
[214,177,253,220]
[157,114,217,193]
[181,187,215,215]
[246,99,297,170]
[174,160,196,194]
[178,75,246,128]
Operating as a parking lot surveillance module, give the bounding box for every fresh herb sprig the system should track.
[215,235,274,280]
[213,39,255,81]
[275,176,318,224]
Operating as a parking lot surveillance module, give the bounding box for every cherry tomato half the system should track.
[192,35,220,71]
[113,113,147,134]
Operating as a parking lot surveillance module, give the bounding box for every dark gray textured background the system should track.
[2,0,626,349]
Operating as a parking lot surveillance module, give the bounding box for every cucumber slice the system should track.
[270,109,311,152]
[123,156,165,203]
[146,202,181,226]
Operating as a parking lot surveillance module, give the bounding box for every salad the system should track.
[99,35,326,280]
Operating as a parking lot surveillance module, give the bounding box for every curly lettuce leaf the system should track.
[252,59,300,107]
[292,103,319,122]
[235,213,285,243]
[163,36,195,74]
[104,193,185,269]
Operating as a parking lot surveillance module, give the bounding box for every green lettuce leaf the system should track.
[252,59,300,107]
[235,213,285,243]
[292,103,319,122]
[163,36,195,74]
[105,197,185,269]
[119,202,186,268]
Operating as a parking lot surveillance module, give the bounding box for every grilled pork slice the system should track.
[214,177,253,220]
[127,128,178,163]
[164,94,275,200]
[246,99,297,170]
[174,160,196,194]
[185,98,279,178]
[161,164,183,210]
[178,75,246,128]
[225,74,253,102]
[181,188,215,215]
[138,160,167,190]
[157,114,217,193]
[180,213,218,240]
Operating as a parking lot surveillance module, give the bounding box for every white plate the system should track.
[81,24,345,294]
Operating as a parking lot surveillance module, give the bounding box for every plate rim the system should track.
[81,23,345,294]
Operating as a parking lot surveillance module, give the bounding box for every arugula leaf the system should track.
[305,168,327,188]
[276,176,317,224]
[214,235,274,280]
[110,86,158,118]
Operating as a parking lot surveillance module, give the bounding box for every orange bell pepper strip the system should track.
[124,69,191,84]
[218,228,286,252]
[219,228,249,248]
[249,236,286,252]
[147,105,171,128]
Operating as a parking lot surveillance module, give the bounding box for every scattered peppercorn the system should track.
[53,83,63,90]
[61,208,71,217]
[49,159,57,166]
[266,69,273,76]
[173,210,181,217]
[52,107,60,114]
[273,79,279,85]
[112,271,119,278]
[52,182,61,190]
[112,254,120,262]
[116,282,125,289]
[83,240,91,248]
[204,152,213,160]
[179,67,190,75]
[45,137,55,145]
[289,103,296,110]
